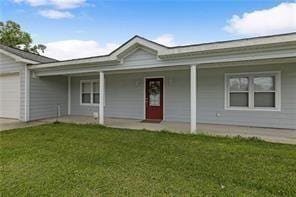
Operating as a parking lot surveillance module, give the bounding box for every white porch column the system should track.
[67,76,71,115]
[99,71,105,125]
[24,67,30,121]
[190,64,197,133]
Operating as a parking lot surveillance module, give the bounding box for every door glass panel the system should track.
[149,81,160,106]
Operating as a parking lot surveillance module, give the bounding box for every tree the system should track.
[0,20,46,54]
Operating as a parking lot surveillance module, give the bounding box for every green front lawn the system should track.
[0,123,295,196]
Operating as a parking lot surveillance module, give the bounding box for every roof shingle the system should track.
[0,44,57,63]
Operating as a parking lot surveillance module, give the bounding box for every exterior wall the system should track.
[25,46,296,129]
[197,63,296,129]
[29,75,68,120]
[70,75,100,116]
[69,53,296,129]
[0,53,26,121]
[123,49,159,67]
[70,70,190,122]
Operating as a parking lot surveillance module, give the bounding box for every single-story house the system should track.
[1,33,296,133]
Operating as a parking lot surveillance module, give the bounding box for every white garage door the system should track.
[0,73,20,119]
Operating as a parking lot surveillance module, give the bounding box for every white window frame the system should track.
[225,71,281,111]
[80,79,99,106]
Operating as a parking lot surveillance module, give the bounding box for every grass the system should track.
[0,123,295,196]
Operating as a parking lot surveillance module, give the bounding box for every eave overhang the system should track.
[28,33,296,72]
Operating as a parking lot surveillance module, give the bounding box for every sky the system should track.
[0,0,296,60]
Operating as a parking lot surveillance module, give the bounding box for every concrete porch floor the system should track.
[39,115,296,144]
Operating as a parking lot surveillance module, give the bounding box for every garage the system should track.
[0,73,20,119]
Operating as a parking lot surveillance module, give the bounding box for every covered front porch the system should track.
[72,65,197,130]
[28,59,199,132]
[27,34,296,133]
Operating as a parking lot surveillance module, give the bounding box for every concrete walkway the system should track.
[41,116,296,144]
[1,116,295,144]
[0,118,45,131]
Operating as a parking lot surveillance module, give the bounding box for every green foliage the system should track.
[0,20,46,54]
[1,123,295,196]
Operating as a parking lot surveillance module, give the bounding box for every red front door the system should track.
[145,78,163,120]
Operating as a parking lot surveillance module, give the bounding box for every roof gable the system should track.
[110,36,167,59]
[121,47,158,67]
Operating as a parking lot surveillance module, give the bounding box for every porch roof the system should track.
[28,32,296,75]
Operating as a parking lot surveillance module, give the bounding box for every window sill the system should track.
[80,103,100,106]
[225,107,281,112]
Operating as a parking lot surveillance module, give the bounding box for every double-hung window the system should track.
[225,71,280,111]
[80,80,99,105]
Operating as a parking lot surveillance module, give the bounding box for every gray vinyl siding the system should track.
[70,70,190,122]
[197,63,296,129]
[29,75,68,120]
[69,49,296,129]
[0,53,26,121]
[123,49,160,67]
[70,75,100,116]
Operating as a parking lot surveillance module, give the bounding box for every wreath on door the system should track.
[149,82,160,95]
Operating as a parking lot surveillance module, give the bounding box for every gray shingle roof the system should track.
[0,43,57,63]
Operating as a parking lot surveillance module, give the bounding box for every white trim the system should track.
[99,72,105,125]
[160,33,296,57]
[106,65,188,75]
[28,58,118,70]
[27,33,296,70]
[24,68,30,121]
[112,37,166,58]
[143,76,165,120]
[28,36,166,70]
[190,65,197,133]
[197,57,296,69]
[79,79,100,106]
[118,46,157,63]
[223,107,281,112]
[224,71,281,112]
[68,76,71,115]
[33,50,296,77]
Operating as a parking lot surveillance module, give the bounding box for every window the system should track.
[80,80,100,105]
[229,77,249,107]
[225,72,280,111]
[81,82,91,104]
[254,76,275,107]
